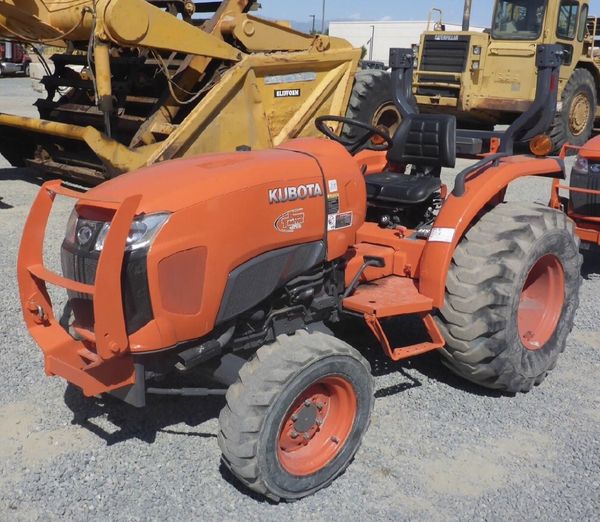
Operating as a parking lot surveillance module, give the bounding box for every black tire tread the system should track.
[343,69,395,140]
[436,202,582,392]
[549,68,597,150]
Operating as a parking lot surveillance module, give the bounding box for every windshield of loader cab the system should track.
[492,0,548,40]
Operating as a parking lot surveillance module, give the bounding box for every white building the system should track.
[329,21,485,65]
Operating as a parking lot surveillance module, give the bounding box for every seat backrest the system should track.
[387,114,456,169]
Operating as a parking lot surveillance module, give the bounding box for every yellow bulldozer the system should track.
[415,0,600,150]
[0,0,396,183]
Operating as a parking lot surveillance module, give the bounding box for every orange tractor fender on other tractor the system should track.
[549,137,600,248]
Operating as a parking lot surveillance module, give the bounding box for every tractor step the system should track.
[365,313,445,361]
[342,276,433,317]
[343,276,444,361]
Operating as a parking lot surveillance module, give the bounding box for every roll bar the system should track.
[389,47,418,119]
[388,44,564,156]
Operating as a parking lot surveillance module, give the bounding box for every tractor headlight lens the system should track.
[94,213,170,252]
[473,45,482,55]
[573,155,589,174]
[471,60,480,71]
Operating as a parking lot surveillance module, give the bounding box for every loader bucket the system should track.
[0,0,361,183]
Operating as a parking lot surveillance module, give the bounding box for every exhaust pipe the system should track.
[462,0,472,31]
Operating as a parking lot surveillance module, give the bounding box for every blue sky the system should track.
[257,1,491,26]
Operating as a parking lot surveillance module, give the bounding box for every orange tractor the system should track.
[18,44,581,501]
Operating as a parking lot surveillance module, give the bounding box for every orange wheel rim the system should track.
[277,376,357,476]
[517,255,565,351]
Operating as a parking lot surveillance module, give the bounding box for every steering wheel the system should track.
[315,115,393,155]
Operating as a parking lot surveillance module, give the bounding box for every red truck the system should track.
[0,40,31,77]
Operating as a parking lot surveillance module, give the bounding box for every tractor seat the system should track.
[366,113,456,207]
[387,113,457,168]
[366,173,441,205]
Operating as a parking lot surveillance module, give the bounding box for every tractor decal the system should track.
[268,183,323,204]
[275,209,305,233]
[274,89,301,98]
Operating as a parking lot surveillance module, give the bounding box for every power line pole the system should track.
[321,0,326,34]
[310,14,316,34]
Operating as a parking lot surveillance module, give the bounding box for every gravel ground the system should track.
[1,78,599,521]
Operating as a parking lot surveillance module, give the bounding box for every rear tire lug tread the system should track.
[435,202,581,393]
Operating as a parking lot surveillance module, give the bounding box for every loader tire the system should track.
[343,70,400,140]
[436,202,581,393]
[550,68,596,150]
[218,330,373,502]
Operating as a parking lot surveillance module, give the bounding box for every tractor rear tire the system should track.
[436,202,581,393]
[550,68,597,150]
[218,330,373,502]
[343,70,400,140]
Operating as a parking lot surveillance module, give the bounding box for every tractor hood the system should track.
[86,144,324,215]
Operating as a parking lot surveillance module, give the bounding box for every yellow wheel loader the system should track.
[415,0,600,151]
[0,1,396,184]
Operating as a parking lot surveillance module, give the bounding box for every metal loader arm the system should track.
[0,0,242,137]
[97,0,240,60]
[0,0,94,43]
[94,0,241,135]
[0,0,240,60]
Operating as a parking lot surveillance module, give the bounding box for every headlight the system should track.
[573,155,589,174]
[95,213,170,252]
[473,45,482,55]
[471,60,480,71]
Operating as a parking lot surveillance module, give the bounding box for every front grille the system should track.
[420,35,470,73]
[61,241,153,335]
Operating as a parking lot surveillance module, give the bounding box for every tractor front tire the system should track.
[344,70,400,140]
[436,202,581,393]
[550,68,597,150]
[218,331,374,501]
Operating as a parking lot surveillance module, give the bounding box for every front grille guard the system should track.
[17,180,142,396]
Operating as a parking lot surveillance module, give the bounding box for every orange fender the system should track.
[419,156,565,308]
